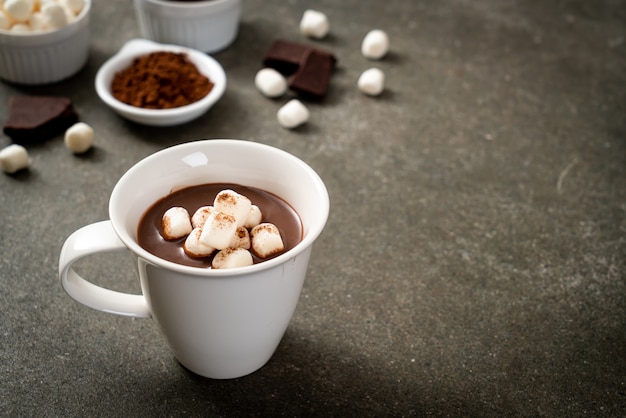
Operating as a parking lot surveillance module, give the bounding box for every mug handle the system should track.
[59,220,151,318]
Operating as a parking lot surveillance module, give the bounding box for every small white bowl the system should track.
[134,0,240,53]
[95,38,227,127]
[0,0,91,85]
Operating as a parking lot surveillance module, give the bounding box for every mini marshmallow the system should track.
[244,205,263,229]
[28,12,48,30]
[10,22,29,31]
[41,1,67,27]
[229,226,251,250]
[191,205,214,229]
[299,9,329,39]
[0,144,31,174]
[4,0,33,22]
[250,223,285,258]
[0,10,11,29]
[183,227,215,258]
[214,189,252,227]
[255,68,287,98]
[62,5,75,23]
[211,248,253,269]
[64,122,93,153]
[361,29,390,60]
[277,99,309,129]
[199,211,238,250]
[61,0,83,14]
[161,207,192,240]
[358,67,385,96]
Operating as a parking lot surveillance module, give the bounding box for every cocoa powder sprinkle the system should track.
[111,51,214,109]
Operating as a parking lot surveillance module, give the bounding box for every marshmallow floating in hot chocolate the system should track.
[191,205,214,229]
[244,205,262,229]
[212,248,253,269]
[250,223,285,258]
[229,227,251,250]
[162,207,193,240]
[199,211,238,250]
[184,227,214,258]
[214,189,252,228]
[159,189,285,269]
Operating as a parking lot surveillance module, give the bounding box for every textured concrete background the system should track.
[1,0,625,416]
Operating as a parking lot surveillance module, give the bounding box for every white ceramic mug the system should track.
[58,140,329,379]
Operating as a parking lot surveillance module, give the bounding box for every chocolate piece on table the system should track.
[262,39,336,76]
[3,96,78,144]
[288,48,336,100]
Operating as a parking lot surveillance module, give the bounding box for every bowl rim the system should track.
[137,0,238,9]
[0,0,91,41]
[94,38,227,121]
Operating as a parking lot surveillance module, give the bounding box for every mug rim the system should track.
[109,139,329,277]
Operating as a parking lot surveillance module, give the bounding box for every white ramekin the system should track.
[133,0,241,54]
[95,38,227,126]
[0,0,91,85]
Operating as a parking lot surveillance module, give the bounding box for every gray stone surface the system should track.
[1,0,625,416]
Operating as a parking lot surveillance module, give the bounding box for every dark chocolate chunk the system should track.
[262,39,336,76]
[3,96,78,144]
[288,49,336,100]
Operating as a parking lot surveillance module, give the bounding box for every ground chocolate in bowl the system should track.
[137,183,303,268]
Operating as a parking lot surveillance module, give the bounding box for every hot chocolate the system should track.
[137,183,303,268]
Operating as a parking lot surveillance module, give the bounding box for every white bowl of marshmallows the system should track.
[0,0,91,85]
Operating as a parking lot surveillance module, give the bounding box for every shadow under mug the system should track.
[58,139,329,379]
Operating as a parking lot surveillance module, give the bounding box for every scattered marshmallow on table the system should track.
[161,207,192,240]
[250,223,285,258]
[358,67,385,96]
[299,9,329,39]
[255,68,287,98]
[277,99,309,129]
[184,227,215,258]
[64,122,94,153]
[0,144,31,174]
[212,248,253,269]
[361,29,390,60]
